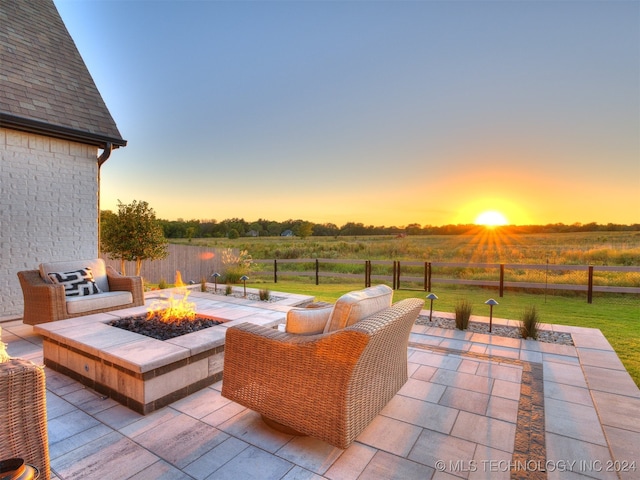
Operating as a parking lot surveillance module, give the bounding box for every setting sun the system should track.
[475,210,509,227]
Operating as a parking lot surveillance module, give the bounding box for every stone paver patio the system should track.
[1,289,638,480]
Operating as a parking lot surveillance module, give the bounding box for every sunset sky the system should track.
[54,0,639,227]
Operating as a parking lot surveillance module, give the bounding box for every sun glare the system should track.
[475,210,509,228]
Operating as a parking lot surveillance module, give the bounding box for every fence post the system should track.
[397,261,401,290]
[427,262,432,292]
[365,260,371,288]
[588,265,594,304]
[274,259,278,284]
[315,259,319,285]
[392,261,397,290]
[424,262,428,291]
[500,264,504,298]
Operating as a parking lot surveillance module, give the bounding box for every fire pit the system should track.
[109,290,223,340]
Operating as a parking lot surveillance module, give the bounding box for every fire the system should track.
[147,289,197,323]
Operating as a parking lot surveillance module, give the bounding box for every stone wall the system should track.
[0,128,99,319]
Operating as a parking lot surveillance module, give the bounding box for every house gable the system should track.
[0,0,126,148]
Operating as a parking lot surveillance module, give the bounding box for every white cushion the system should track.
[66,291,133,315]
[324,284,393,333]
[286,306,332,335]
[40,259,110,292]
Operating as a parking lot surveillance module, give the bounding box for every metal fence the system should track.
[253,258,640,304]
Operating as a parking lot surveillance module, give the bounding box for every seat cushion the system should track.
[324,284,393,333]
[66,291,133,315]
[40,259,109,292]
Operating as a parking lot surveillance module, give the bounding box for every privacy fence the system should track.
[101,244,233,285]
[253,258,640,304]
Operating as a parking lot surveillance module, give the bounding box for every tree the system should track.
[100,200,168,275]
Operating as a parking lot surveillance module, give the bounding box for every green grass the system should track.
[245,279,640,388]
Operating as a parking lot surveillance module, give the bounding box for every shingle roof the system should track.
[0,0,126,148]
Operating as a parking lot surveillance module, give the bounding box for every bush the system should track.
[223,267,243,284]
[259,289,271,301]
[158,278,168,290]
[225,284,233,296]
[455,299,472,330]
[520,305,540,339]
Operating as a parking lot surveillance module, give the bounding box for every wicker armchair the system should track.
[222,297,424,449]
[18,261,144,325]
[0,358,50,480]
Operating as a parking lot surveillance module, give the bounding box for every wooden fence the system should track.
[253,258,640,304]
[101,244,235,284]
[101,244,639,304]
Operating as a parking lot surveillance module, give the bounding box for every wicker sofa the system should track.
[222,285,424,449]
[17,258,144,325]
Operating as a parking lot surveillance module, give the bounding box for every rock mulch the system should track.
[109,315,222,341]
[416,315,574,345]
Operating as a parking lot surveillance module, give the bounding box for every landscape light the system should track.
[426,293,438,322]
[240,275,249,297]
[485,298,499,333]
[211,272,220,292]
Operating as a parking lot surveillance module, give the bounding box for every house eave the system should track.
[0,113,127,150]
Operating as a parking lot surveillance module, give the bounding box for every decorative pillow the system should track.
[286,306,333,335]
[0,327,9,363]
[47,267,102,297]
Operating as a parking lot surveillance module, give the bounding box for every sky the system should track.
[54,0,639,227]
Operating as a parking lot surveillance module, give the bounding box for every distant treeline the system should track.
[157,218,640,239]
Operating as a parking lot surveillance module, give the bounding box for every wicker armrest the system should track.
[106,266,144,306]
[17,270,68,325]
[0,358,50,479]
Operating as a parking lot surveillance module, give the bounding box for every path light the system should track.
[426,293,438,322]
[240,275,249,297]
[485,298,499,333]
[211,272,220,292]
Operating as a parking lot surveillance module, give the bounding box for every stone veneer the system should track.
[34,288,313,414]
[0,129,99,319]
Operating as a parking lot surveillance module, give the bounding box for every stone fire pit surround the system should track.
[34,286,314,414]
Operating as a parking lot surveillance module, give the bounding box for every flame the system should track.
[175,271,185,287]
[147,289,197,323]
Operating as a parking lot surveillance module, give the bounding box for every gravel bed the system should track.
[205,288,285,303]
[416,315,574,345]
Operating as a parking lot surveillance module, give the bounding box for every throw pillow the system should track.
[286,306,332,335]
[0,327,9,363]
[48,267,102,297]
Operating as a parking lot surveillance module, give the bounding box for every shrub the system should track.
[223,268,243,284]
[454,299,472,330]
[259,289,271,301]
[520,305,540,339]
[158,278,168,290]
[225,284,233,296]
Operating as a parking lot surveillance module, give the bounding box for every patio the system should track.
[1,290,638,480]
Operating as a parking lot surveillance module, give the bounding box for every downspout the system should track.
[97,143,113,257]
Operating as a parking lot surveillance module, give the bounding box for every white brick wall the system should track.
[0,128,99,318]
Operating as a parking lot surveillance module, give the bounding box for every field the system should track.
[178,230,640,265]
[172,231,640,386]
